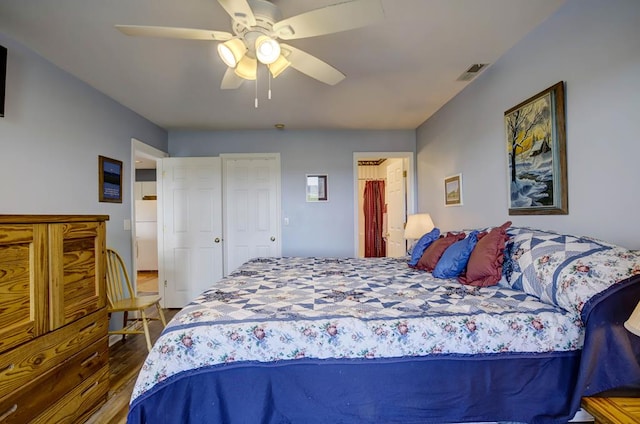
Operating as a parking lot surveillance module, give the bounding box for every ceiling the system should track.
[0,0,564,133]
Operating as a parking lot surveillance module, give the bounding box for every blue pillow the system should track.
[408,228,440,267]
[433,231,479,278]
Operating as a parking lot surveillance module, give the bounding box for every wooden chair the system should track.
[105,247,167,351]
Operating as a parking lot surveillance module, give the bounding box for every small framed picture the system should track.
[306,174,328,202]
[99,155,123,203]
[444,173,463,206]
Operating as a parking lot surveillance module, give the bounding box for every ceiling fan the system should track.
[116,0,384,90]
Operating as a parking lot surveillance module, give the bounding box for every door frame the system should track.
[353,152,416,257]
[130,138,168,292]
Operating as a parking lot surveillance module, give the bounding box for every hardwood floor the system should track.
[85,306,178,424]
[136,270,159,294]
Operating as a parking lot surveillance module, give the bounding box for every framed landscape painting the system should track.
[505,81,567,215]
[444,173,463,207]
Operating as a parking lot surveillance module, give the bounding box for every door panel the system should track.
[386,159,406,257]
[223,155,281,274]
[159,157,223,308]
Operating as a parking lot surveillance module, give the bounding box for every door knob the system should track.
[214,237,221,243]
[270,236,276,242]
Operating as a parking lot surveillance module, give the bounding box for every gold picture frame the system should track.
[444,173,463,207]
[505,81,567,215]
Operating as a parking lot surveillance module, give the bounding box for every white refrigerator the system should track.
[135,200,158,271]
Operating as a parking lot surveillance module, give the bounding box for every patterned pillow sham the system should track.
[554,246,640,316]
[500,227,617,314]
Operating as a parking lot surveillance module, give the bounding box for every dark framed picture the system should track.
[505,81,567,215]
[306,174,328,202]
[99,155,123,203]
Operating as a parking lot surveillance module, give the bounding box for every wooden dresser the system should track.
[0,215,109,423]
[582,396,640,424]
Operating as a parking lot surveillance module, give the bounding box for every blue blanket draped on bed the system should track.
[572,275,640,400]
[128,352,581,424]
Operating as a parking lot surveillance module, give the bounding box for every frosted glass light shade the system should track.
[625,301,640,336]
[404,213,435,240]
[217,39,247,68]
[234,55,257,80]
[255,36,281,65]
[268,54,290,78]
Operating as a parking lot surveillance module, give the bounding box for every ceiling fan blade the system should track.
[220,67,245,89]
[273,0,383,40]
[115,25,233,41]
[217,0,256,28]
[280,43,345,86]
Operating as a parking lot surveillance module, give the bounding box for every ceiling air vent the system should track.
[456,63,489,82]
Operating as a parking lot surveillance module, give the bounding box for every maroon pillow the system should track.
[458,221,512,287]
[416,232,466,272]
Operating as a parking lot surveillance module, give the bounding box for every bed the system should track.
[127,226,640,424]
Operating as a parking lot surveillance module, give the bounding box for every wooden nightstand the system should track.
[582,397,640,424]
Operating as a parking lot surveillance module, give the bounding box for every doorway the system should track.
[353,152,415,258]
[131,139,168,294]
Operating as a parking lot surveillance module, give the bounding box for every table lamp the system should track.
[404,213,435,251]
[624,301,640,336]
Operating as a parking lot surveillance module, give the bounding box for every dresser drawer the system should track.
[0,338,108,423]
[0,309,107,397]
[32,365,109,424]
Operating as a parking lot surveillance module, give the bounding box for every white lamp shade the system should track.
[234,55,257,80]
[217,38,247,68]
[255,36,281,65]
[268,54,291,78]
[625,301,640,337]
[404,213,435,240]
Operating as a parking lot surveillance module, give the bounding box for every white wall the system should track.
[0,32,168,260]
[169,129,416,257]
[416,0,640,249]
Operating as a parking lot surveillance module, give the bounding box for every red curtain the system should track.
[364,180,386,257]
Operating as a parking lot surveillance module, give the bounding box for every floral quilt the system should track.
[132,256,587,403]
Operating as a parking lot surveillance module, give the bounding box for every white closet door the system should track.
[158,157,223,308]
[386,158,406,257]
[223,154,281,275]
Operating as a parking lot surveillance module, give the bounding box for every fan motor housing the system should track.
[232,0,282,37]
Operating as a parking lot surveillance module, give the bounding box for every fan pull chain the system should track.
[268,71,272,100]
[255,77,258,108]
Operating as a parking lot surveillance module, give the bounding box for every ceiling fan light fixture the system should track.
[217,38,246,68]
[255,35,281,65]
[268,54,291,78]
[235,55,258,80]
